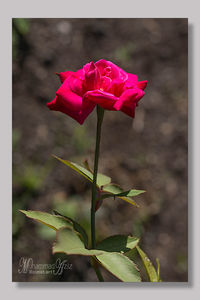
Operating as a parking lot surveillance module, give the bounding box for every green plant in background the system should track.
[13,162,50,237]
[114,43,137,64]
[20,59,161,282]
[12,18,29,59]
[73,124,94,154]
[12,128,53,239]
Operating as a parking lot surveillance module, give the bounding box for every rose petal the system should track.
[120,102,137,118]
[123,73,138,90]
[127,73,138,82]
[137,80,148,90]
[84,61,101,91]
[46,96,95,124]
[119,88,145,118]
[110,79,125,97]
[100,76,112,92]
[56,78,84,111]
[95,59,128,82]
[73,68,85,80]
[84,90,122,111]
[57,71,74,83]
[68,74,84,96]
[120,88,144,103]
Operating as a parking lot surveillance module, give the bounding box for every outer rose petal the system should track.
[120,102,137,118]
[68,74,84,96]
[120,88,145,103]
[84,90,122,111]
[127,73,138,82]
[137,80,148,90]
[120,88,145,117]
[46,96,95,124]
[75,68,85,80]
[57,71,74,83]
[56,78,83,111]
[123,73,138,90]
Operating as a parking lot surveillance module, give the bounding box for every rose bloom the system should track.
[47,59,147,124]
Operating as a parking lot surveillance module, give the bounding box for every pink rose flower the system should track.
[47,59,147,124]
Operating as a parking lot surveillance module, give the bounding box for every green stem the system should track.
[91,105,104,282]
[91,105,104,249]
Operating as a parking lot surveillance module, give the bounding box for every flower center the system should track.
[103,67,112,78]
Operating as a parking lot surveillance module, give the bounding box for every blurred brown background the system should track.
[12,18,188,282]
